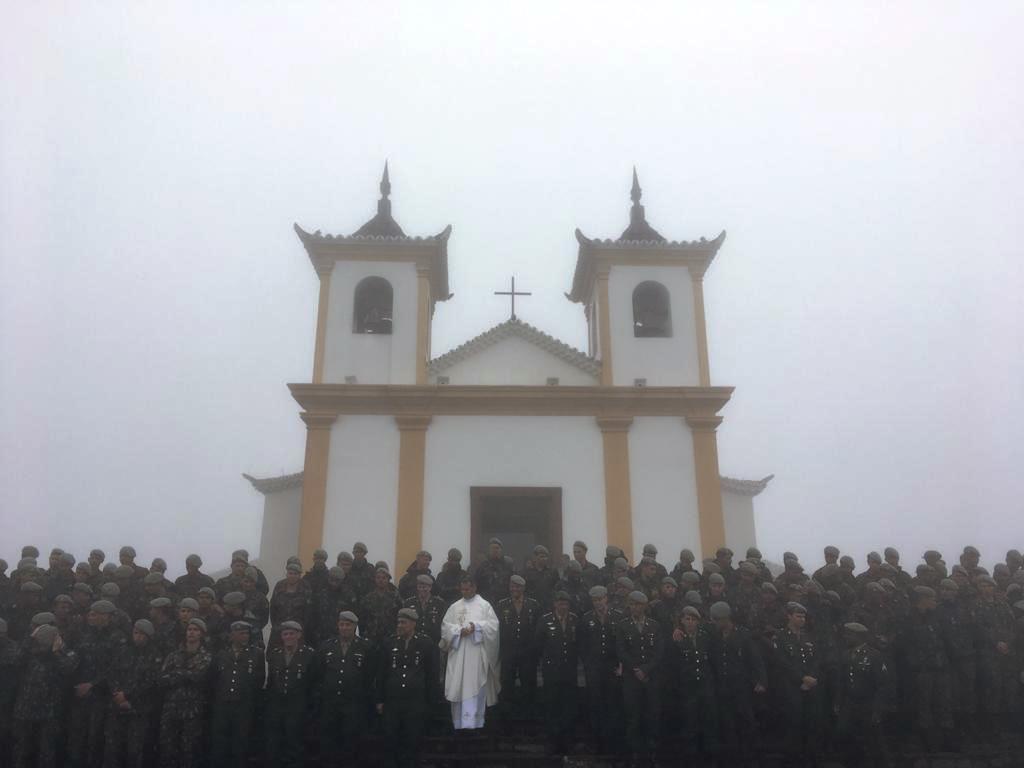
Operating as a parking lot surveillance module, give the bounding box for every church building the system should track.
[246,166,772,578]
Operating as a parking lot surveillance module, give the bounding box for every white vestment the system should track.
[442,594,501,729]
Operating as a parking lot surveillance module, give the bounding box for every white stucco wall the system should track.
[422,416,606,564]
[322,416,400,564]
[628,417,702,562]
[608,265,700,386]
[321,260,418,384]
[257,484,302,584]
[722,489,758,558]
[432,336,597,386]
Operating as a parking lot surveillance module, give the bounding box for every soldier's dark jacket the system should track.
[403,595,446,643]
[710,625,767,694]
[837,642,887,716]
[672,629,714,686]
[434,564,466,605]
[312,584,357,645]
[580,607,623,676]
[615,617,664,679]
[535,611,580,683]
[73,624,127,696]
[314,635,374,711]
[13,644,78,721]
[497,596,542,659]
[160,645,214,719]
[212,644,265,703]
[270,584,311,630]
[773,627,823,688]
[474,557,513,604]
[360,588,403,644]
[973,598,1014,657]
[376,632,437,705]
[934,599,976,660]
[266,644,315,699]
[524,566,559,610]
[108,641,163,715]
[173,572,215,600]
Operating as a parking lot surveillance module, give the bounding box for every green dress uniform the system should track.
[314,635,374,767]
[837,641,890,768]
[580,607,624,753]
[265,644,315,768]
[672,629,718,759]
[615,617,663,761]
[377,632,438,768]
[534,611,580,752]
[496,596,541,715]
[210,644,265,768]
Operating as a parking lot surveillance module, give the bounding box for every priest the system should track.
[442,574,501,729]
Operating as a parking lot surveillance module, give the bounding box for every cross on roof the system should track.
[494,276,532,320]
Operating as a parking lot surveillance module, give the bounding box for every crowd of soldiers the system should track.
[1,539,1023,768]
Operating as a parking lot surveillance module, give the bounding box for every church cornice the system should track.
[428,318,601,378]
[720,474,774,497]
[287,383,733,418]
[242,471,304,495]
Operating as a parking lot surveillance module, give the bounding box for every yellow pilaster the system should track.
[597,416,634,560]
[686,415,726,559]
[298,412,337,564]
[596,267,614,386]
[415,270,431,385]
[394,414,431,569]
[688,265,711,387]
[311,262,333,384]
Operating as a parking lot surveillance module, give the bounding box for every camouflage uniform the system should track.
[68,623,127,767]
[12,640,78,768]
[359,589,402,645]
[158,645,213,768]
[103,640,163,768]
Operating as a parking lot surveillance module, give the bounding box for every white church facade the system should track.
[246,167,771,578]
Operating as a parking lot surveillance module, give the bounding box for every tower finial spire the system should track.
[380,160,391,199]
[631,166,641,204]
[619,165,665,242]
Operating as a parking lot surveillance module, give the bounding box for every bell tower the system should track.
[294,164,452,385]
[567,169,725,387]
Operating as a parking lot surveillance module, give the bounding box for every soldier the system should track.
[972,574,1016,737]
[731,561,762,627]
[210,621,265,768]
[397,551,433,601]
[265,621,315,768]
[934,578,977,740]
[555,560,591,616]
[404,575,446,644]
[571,541,601,586]
[898,586,954,751]
[118,547,148,582]
[104,619,163,768]
[10,582,44,641]
[173,555,213,600]
[315,611,374,767]
[434,549,466,606]
[649,577,683,643]
[611,576,634,613]
[709,601,766,765]
[598,545,626,586]
[474,538,514,605]
[669,549,698,585]
[524,545,559,610]
[348,542,374,598]
[672,605,718,761]
[270,563,312,641]
[304,548,330,597]
[87,549,106,585]
[835,622,890,768]
[13,625,78,768]
[495,574,541,717]
[310,567,356,649]
[883,548,913,589]
[534,591,579,753]
[360,568,402,645]
[377,608,438,768]
[214,558,248,600]
[812,546,841,583]
[772,601,824,766]
[714,547,737,586]
[158,617,213,768]
[639,544,668,580]
[147,597,177,655]
[616,591,663,766]
[241,567,270,636]
[579,585,623,754]
[68,599,127,768]
[633,557,661,602]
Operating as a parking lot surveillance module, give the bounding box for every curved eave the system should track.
[243,471,304,495]
[720,474,774,497]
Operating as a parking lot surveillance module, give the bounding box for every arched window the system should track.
[632,281,672,337]
[353,277,393,334]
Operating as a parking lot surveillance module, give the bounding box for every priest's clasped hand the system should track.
[459,622,476,637]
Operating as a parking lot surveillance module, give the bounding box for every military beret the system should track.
[91,600,116,614]
[0,618,6,634]
[143,572,164,585]
[746,547,762,559]
[229,621,251,633]
[951,564,968,576]
[72,583,92,596]
[1006,549,1023,563]
[49,548,64,557]
[640,556,655,566]
[243,567,258,580]
[867,551,882,564]
[761,582,778,595]
[614,557,629,569]
[708,573,725,586]
[89,549,105,559]
[553,591,571,603]
[533,545,549,556]
[150,597,172,609]
[709,601,732,620]
[840,555,855,568]
[338,610,359,624]
[642,544,658,556]
[628,591,648,604]
[313,549,328,560]
[843,622,869,636]
[31,612,56,626]
[232,549,250,562]
[397,608,419,622]
[60,553,75,566]
[114,566,135,579]
[324,566,343,581]
[53,594,73,605]
[151,558,167,571]
[21,582,43,593]
[447,548,463,561]
[681,572,701,585]
[703,562,722,575]
[34,624,59,647]
[684,590,703,605]
[488,538,503,547]
[21,546,39,559]
[977,575,997,587]
[681,606,701,618]
[223,592,246,606]
[739,561,758,575]
[374,567,391,579]
[133,619,155,637]
[286,556,302,567]
[616,577,634,589]
[285,563,302,574]
[352,542,368,554]
[916,564,934,575]
[786,602,807,615]
[605,545,622,557]
[884,547,899,559]
[75,563,91,574]
[102,563,117,573]
[179,598,199,610]
[923,550,941,561]
[913,586,936,600]
[573,540,587,550]
[588,586,608,598]
[198,587,215,598]
[680,549,695,562]
[416,550,432,559]
[185,554,202,567]
[963,545,980,557]
[119,546,136,558]
[865,582,885,595]
[188,617,208,633]
[510,575,526,587]
[716,547,733,558]
[567,560,582,573]
[783,551,798,562]
[100,583,120,597]
[278,620,302,632]
[661,576,678,587]
[416,574,435,586]
[824,545,840,557]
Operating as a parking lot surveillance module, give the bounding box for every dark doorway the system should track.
[470,487,563,572]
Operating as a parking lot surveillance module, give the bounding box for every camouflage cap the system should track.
[328,566,345,580]
[681,572,701,585]
[553,591,571,603]
[786,602,807,615]
[615,577,634,590]
[642,544,658,556]
[708,573,725,586]
[21,582,43,593]
[613,557,629,569]
[746,547,762,559]
[573,540,587,550]
[963,545,980,557]
[198,587,216,598]
[605,545,622,557]
[489,538,503,548]
[119,546,136,558]
[60,553,75,566]
[352,542,368,554]
[151,558,167,571]
[843,622,869,636]
[447,548,463,561]
[313,549,328,560]
[100,583,120,597]
[89,549,105,560]
[938,578,959,591]
[824,545,840,557]
[913,586,936,600]
[661,576,678,587]
[684,590,703,605]
[21,546,40,558]
[679,549,696,562]
[761,582,779,595]
[143,572,164,585]
[867,551,882,564]
[34,624,59,647]
[533,545,550,556]
[114,566,135,579]
[185,554,202,567]
[73,582,93,596]
[285,563,302,574]
[336,551,353,563]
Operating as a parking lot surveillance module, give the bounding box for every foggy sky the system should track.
[2,3,1022,576]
